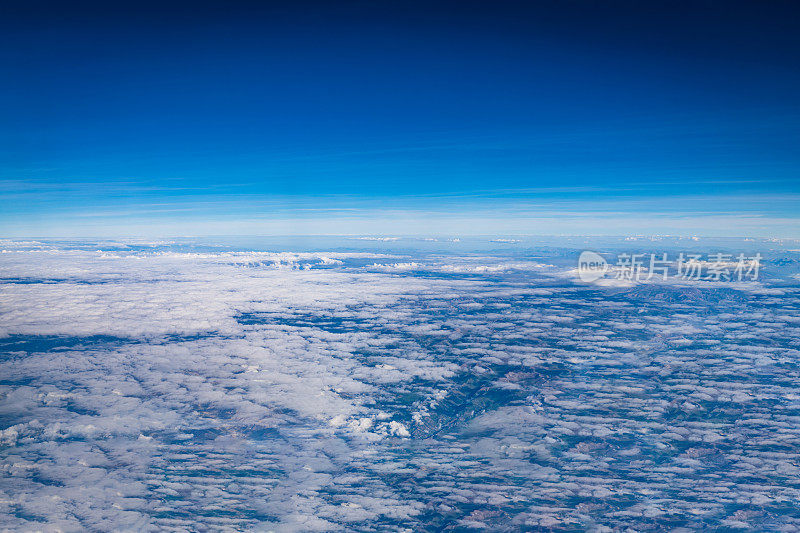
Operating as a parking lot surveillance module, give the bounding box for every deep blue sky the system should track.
[2,1,799,236]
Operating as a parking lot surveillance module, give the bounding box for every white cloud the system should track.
[0,241,798,530]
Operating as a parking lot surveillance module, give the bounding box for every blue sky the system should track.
[2,1,799,237]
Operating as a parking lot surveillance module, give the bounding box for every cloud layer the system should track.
[1,240,799,531]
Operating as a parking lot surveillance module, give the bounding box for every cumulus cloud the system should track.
[0,240,798,530]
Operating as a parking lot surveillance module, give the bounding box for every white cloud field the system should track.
[1,238,800,531]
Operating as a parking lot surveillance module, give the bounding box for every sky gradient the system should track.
[2,0,799,237]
